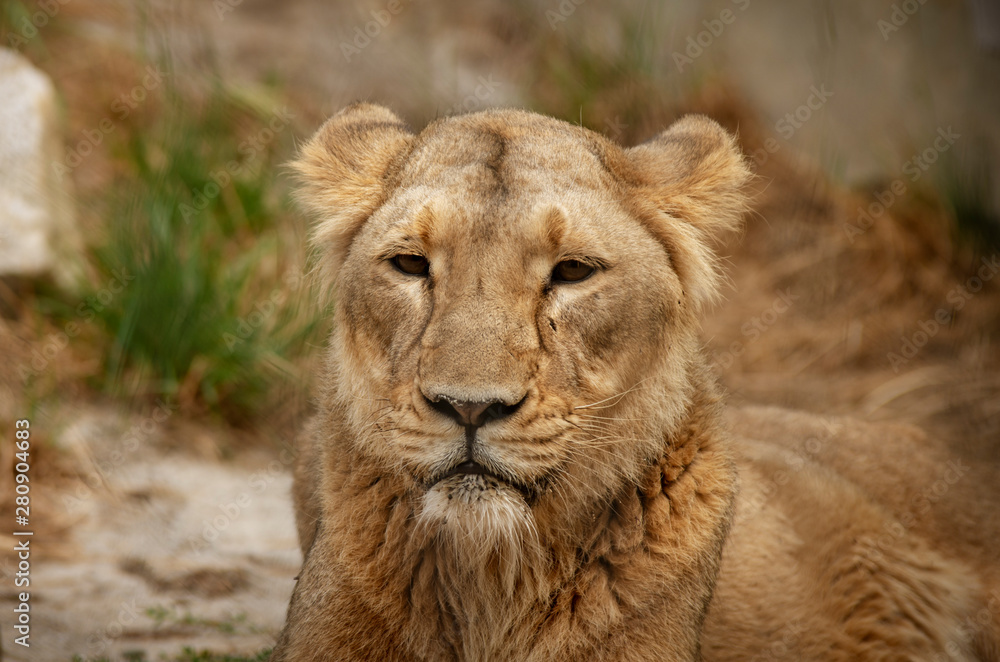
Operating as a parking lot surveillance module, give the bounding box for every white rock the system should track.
[0,47,81,287]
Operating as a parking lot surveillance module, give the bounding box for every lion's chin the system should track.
[416,474,545,595]
[420,473,531,526]
[416,474,548,613]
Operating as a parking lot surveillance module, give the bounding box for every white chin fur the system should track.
[416,474,542,593]
[419,474,531,531]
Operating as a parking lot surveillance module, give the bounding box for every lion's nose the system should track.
[426,396,523,427]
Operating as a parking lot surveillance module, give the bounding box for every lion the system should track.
[270,104,1000,661]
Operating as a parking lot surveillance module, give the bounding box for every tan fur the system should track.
[272,104,999,661]
[705,408,1000,661]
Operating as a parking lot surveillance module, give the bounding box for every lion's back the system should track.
[703,406,1000,661]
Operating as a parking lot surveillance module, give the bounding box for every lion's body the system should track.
[271,104,999,661]
[708,407,999,661]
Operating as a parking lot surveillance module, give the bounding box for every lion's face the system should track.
[294,105,749,545]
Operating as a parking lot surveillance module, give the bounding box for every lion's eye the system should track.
[392,254,430,276]
[552,259,595,283]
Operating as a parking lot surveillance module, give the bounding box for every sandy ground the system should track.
[1,405,300,660]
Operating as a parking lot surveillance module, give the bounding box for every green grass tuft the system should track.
[79,63,320,420]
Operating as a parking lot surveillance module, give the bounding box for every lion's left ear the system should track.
[292,103,415,294]
[625,115,751,313]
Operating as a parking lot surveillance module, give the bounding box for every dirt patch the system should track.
[0,407,299,660]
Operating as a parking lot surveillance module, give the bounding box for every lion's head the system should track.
[277,104,750,661]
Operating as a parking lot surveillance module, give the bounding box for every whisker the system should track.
[573,377,655,410]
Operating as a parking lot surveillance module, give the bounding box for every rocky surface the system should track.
[0,48,81,288]
[1,407,299,661]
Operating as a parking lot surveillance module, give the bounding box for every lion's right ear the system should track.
[625,115,751,314]
[291,103,414,292]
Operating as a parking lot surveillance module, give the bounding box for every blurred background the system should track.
[0,0,997,658]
